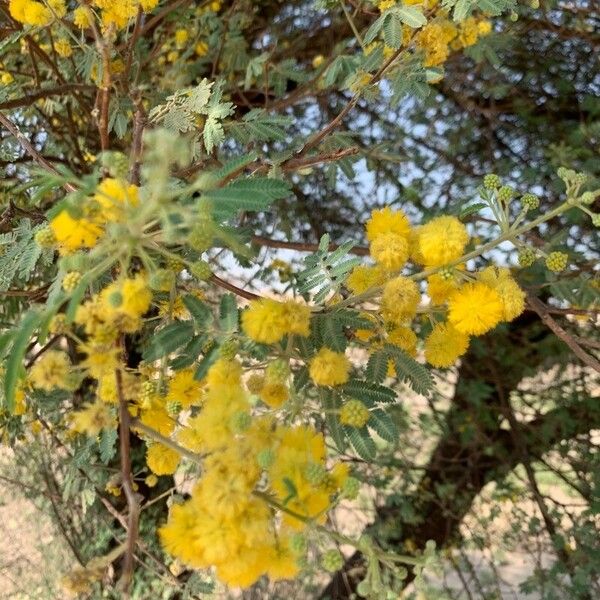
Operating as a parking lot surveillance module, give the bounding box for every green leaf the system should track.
[342,379,396,406]
[323,392,348,452]
[194,344,220,380]
[219,294,238,332]
[203,177,291,216]
[4,310,41,412]
[170,335,206,370]
[320,316,347,352]
[391,6,427,28]
[364,14,386,45]
[458,202,487,219]
[99,429,118,463]
[385,344,433,396]
[182,295,213,328]
[383,13,403,49]
[143,322,194,361]
[366,350,389,384]
[368,409,399,444]
[345,426,377,461]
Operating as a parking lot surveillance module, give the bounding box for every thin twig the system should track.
[527,295,600,373]
[116,357,140,596]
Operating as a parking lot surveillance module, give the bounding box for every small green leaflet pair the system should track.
[143,294,238,381]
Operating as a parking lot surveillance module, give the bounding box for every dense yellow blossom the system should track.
[93,178,139,222]
[424,322,470,367]
[309,348,350,386]
[347,265,387,294]
[370,232,409,271]
[414,216,469,267]
[387,326,418,357]
[448,282,503,335]
[259,382,289,408]
[166,368,204,408]
[71,400,116,436]
[242,298,311,344]
[366,207,411,242]
[146,443,181,476]
[427,268,464,304]
[478,267,526,321]
[29,350,73,391]
[381,276,420,324]
[50,210,103,254]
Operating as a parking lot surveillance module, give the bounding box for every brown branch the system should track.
[0,113,77,192]
[251,235,369,256]
[527,295,600,373]
[116,360,140,596]
[209,274,260,300]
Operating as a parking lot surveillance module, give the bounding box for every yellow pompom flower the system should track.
[387,326,418,357]
[415,216,469,267]
[370,232,409,271]
[366,206,411,242]
[309,348,350,386]
[54,38,72,58]
[381,276,420,324]
[120,274,152,318]
[73,6,92,28]
[9,0,52,26]
[167,368,204,408]
[448,282,503,335]
[146,443,181,476]
[242,298,310,344]
[478,267,526,321]
[71,400,116,436]
[427,269,463,305]
[205,358,242,388]
[29,350,72,391]
[175,29,189,47]
[93,178,139,222]
[50,210,103,254]
[346,265,386,294]
[424,322,470,367]
[259,382,289,408]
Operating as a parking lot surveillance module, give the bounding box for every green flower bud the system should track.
[483,174,501,190]
[545,251,568,272]
[321,549,344,573]
[517,247,536,267]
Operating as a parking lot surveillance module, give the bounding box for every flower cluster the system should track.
[48,177,139,254]
[346,207,526,369]
[158,359,348,587]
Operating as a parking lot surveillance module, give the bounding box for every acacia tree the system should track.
[0,0,598,599]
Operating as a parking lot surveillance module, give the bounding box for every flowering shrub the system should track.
[0,0,598,598]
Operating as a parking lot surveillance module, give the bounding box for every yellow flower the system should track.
[29,350,73,391]
[9,0,52,26]
[370,232,409,271]
[167,368,204,408]
[309,348,350,386]
[424,322,470,367]
[414,215,469,267]
[478,267,525,321]
[448,282,503,335]
[259,382,289,408]
[346,265,386,294]
[415,23,451,67]
[50,210,103,254]
[206,358,242,388]
[54,38,72,58]
[387,326,418,357]
[242,298,310,344]
[80,343,120,379]
[381,276,420,324]
[73,6,92,28]
[175,29,189,47]
[366,206,411,242]
[427,269,463,305]
[71,400,116,436]
[146,442,181,476]
[93,178,139,223]
[195,41,209,56]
